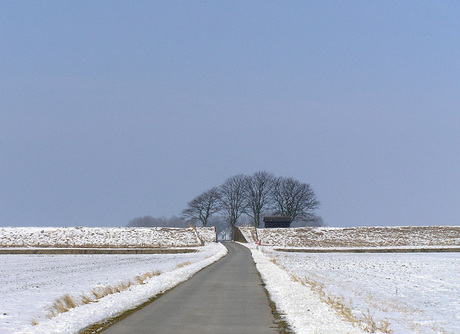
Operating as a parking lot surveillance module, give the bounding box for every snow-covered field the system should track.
[250,245,460,334]
[0,243,227,334]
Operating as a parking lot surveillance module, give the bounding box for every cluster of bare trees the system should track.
[182,171,321,237]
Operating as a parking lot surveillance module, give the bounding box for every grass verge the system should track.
[42,271,162,322]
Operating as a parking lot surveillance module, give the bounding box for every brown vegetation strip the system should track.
[274,247,460,253]
[0,248,197,255]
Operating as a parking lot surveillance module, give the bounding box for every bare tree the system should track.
[181,187,220,227]
[218,174,247,240]
[244,171,275,228]
[271,177,319,223]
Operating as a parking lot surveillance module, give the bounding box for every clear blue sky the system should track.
[1,1,459,227]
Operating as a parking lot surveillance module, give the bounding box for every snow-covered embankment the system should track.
[0,227,216,248]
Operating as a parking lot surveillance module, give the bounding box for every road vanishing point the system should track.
[102,242,281,334]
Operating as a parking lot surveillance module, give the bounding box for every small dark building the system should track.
[263,216,292,228]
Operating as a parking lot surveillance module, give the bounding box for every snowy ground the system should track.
[0,243,227,334]
[249,245,460,334]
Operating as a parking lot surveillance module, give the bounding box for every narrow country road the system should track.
[102,242,280,334]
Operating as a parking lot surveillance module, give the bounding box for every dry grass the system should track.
[377,318,392,333]
[63,294,77,309]
[39,270,162,324]
[135,271,161,285]
[176,261,192,269]
[359,309,392,333]
[47,294,78,317]
[81,294,93,305]
[91,288,105,300]
[362,309,378,332]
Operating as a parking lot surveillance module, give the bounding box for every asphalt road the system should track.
[103,242,279,334]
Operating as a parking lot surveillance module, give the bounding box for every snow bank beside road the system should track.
[245,244,366,334]
[265,248,460,334]
[0,227,216,248]
[1,243,227,334]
